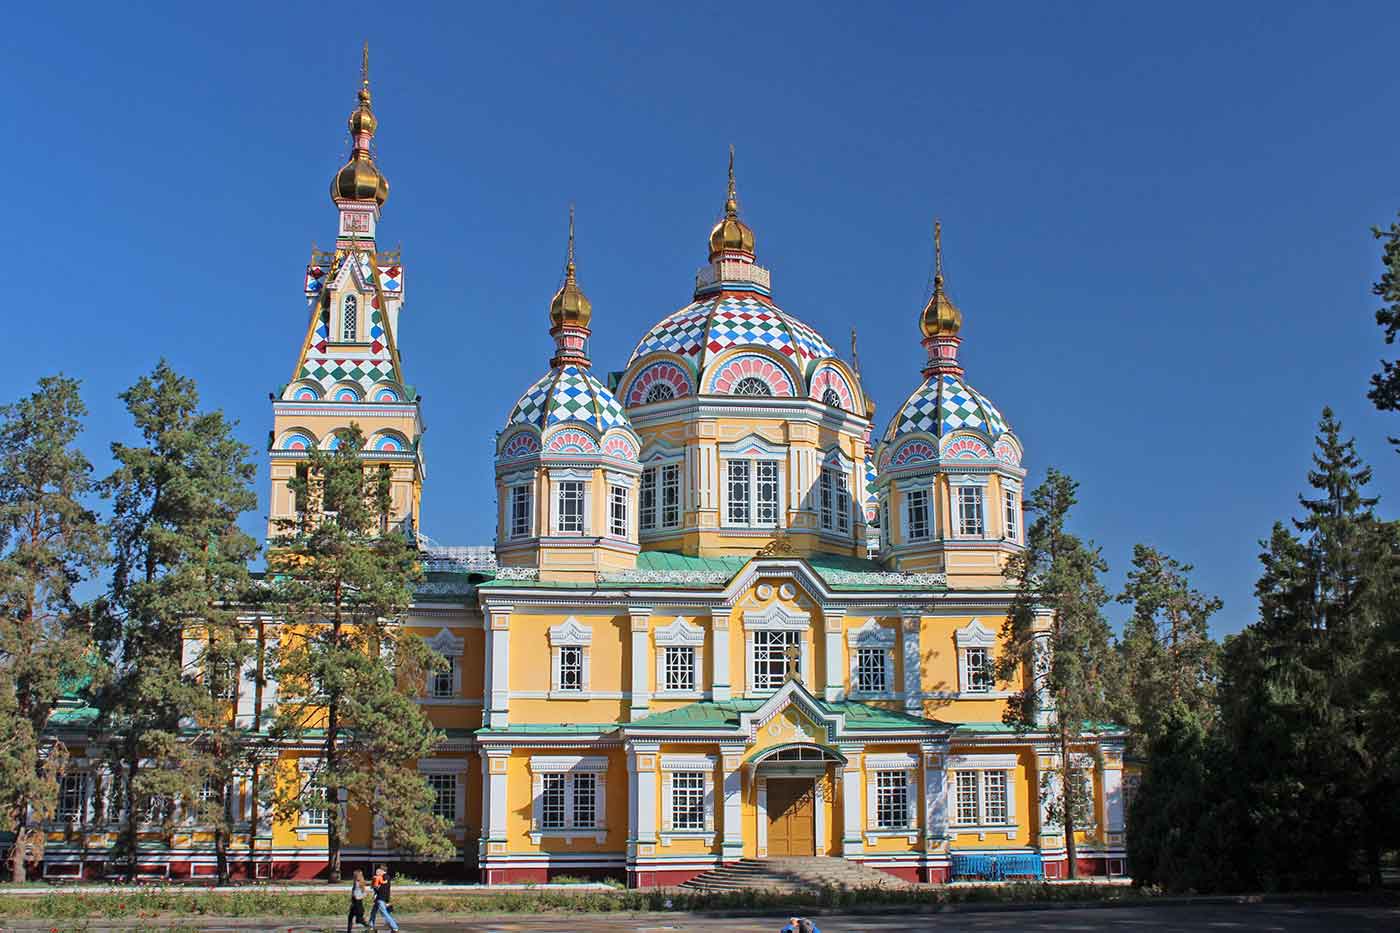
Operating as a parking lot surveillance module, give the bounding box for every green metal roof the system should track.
[627,696,947,732]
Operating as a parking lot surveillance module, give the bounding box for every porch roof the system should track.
[626,696,948,732]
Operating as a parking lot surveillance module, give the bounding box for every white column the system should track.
[921,746,947,844]
[901,608,923,713]
[840,747,863,856]
[481,748,511,882]
[823,607,846,702]
[627,742,659,861]
[1103,742,1125,844]
[628,607,653,720]
[711,608,732,701]
[1036,746,1063,839]
[486,604,512,728]
[720,745,745,862]
[1033,612,1055,726]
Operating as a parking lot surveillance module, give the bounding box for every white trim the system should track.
[948,754,1019,770]
[846,617,896,698]
[549,618,593,697]
[954,619,997,648]
[865,753,919,770]
[654,616,704,698]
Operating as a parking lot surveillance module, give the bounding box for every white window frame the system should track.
[608,483,630,539]
[845,617,896,699]
[555,478,587,535]
[955,619,1006,697]
[549,618,593,698]
[905,486,931,541]
[509,482,534,540]
[818,450,854,538]
[743,602,811,695]
[56,772,88,823]
[720,436,785,529]
[418,758,467,829]
[660,754,716,845]
[948,474,990,540]
[426,773,457,823]
[1003,481,1021,542]
[654,617,704,699]
[296,759,333,838]
[956,485,985,537]
[423,628,465,704]
[947,754,1019,834]
[528,755,608,843]
[864,753,918,842]
[640,461,683,533]
[341,293,358,341]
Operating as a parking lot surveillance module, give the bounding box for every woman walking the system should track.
[346,870,370,933]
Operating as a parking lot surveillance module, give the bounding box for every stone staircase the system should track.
[679,856,910,893]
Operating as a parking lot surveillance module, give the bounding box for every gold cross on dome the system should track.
[784,644,801,682]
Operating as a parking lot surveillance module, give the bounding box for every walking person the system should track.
[367,865,400,932]
[346,869,370,933]
[780,918,821,933]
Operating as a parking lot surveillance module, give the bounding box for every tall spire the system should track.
[550,204,593,368]
[708,145,756,260]
[331,42,388,209]
[920,217,964,378]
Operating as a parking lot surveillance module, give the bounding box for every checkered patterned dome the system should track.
[627,295,836,379]
[506,365,632,435]
[883,374,1011,443]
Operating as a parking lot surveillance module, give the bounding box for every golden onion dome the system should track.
[330,45,389,207]
[550,206,593,329]
[708,146,756,259]
[919,220,962,337]
[331,152,389,206]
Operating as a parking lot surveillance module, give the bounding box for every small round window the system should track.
[821,388,842,408]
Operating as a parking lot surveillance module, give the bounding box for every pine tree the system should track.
[0,376,105,882]
[94,361,259,881]
[1212,409,1395,889]
[1115,545,1221,756]
[266,424,451,882]
[1367,216,1400,433]
[996,468,1118,879]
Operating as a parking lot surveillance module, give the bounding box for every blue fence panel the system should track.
[950,853,1044,881]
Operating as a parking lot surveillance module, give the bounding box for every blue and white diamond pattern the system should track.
[886,375,1013,442]
[629,302,710,361]
[629,296,837,370]
[940,377,987,432]
[507,366,632,433]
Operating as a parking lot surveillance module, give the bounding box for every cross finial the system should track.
[784,644,801,682]
[566,203,576,275]
[361,41,370,89]
[726,144,738,216]
[933,218,944,284]
[850,327,862,380]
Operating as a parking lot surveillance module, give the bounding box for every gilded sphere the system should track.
[348,106,377,137]
[920,285,962,338]
[709,214,755,258]
[331,154,389,207]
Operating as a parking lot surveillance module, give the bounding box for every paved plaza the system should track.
[4,900,1400,932]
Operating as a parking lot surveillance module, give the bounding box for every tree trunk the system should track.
[326,697,341,884]
[123,753,139,882]
[1061,727,1078,880]
[10,822,30,884]
[247,760,261,881]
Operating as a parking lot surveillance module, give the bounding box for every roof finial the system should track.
[725,144,738,217]
[851,327,863,380]
[566,203,577,279]
[934,218,944,285]
[362,41,370,89]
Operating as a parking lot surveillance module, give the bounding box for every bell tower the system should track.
[268,44,424,541]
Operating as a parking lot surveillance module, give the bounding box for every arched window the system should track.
[643,383,675,403]
[734,377,773,397]
[342,294,358,341]
[822,388,842,408]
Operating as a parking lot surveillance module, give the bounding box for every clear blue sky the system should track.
[6,3,1399,636]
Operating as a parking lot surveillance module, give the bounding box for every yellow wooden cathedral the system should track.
[37,53,1128,886]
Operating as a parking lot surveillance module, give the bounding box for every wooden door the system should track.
[766,778,816,856]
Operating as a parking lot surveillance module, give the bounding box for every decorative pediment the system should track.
[548,618,592,646]
[955,618,997,648]
[846,617,896,648]
[742,602,812,631]
[425,627,464,657]
[654,616,705,647]
[719,433,786,459]
[739,679,843,744]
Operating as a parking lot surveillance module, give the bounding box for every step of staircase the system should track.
[679,856,910,893]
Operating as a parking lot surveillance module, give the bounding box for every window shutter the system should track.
[865,773,876,830]
[1004,769,1016,822]
[662,774,673,832]
[704,774,716,833]
[595,773,608,832]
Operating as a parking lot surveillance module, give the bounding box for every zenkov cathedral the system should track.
[41,55,1129,885]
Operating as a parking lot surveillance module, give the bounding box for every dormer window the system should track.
[643,383,675,403]
[734,376,773,396]
[341,294,358,341]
